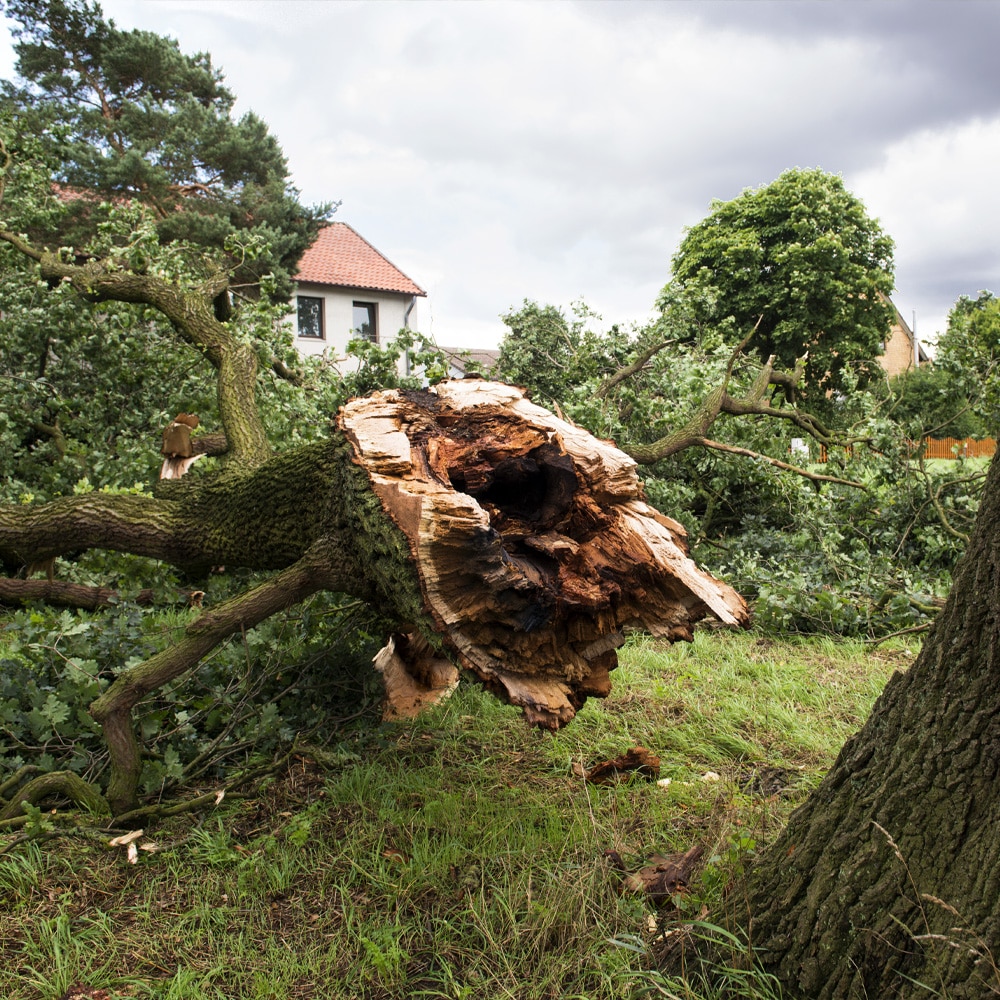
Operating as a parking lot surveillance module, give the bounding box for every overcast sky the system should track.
[3,0,999,349]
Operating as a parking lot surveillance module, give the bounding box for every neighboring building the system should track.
[292,222,426,361]
[878,301,929,378]
[437,346,501,380]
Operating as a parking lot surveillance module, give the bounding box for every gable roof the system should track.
[295,222,426,297]
[888,300,930,364]
[438,346,501,375]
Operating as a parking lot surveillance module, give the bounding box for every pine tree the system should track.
[1,0,330,298]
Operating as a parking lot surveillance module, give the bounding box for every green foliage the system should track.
[1,0,331,298]
[888,363,986,440]
[338,328,448,400]
[934,290,1000,436]
[670,168,895,410]
[702,457,972,637]
[0,576,384,793]
[495,299,629,408]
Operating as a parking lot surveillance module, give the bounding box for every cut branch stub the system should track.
[340,380,748,728]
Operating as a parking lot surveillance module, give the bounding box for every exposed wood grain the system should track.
[341,380,748,727]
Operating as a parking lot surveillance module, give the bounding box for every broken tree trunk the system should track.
[341,379,748,728]
[1,380,748,815]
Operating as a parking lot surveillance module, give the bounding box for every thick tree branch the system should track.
[0,227,270,470]
[0,770,109,822]
[0,441,346,573]
[622,335,866,487]
[271,358,304,385]
[31,419,67,458]
[90,539,347,814]
[0,577,154,610]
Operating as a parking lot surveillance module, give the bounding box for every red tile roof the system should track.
[295,222,426,296]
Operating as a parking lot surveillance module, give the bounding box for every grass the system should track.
[0,629,912,999]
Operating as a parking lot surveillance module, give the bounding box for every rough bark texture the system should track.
[340,380,748,728]
[743,453,1000,998]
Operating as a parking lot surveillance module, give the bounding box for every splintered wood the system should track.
[340,380,748,728]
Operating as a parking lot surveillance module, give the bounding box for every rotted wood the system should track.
[340,380,748,729]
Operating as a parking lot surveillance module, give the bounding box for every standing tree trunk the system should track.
[741,452,1000,998]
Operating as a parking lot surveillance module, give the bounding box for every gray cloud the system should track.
[1,0,996,346]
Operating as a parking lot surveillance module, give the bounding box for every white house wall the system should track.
[291,283,418,365]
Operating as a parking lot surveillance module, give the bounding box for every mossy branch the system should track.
[0,770,110,821]
[0,223,270,470]
[89,540,348,815]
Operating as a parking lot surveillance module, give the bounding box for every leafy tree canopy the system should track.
[669,168,895,409]
[888,364,985,441]
[1,0,331,298]
[494,300,630,409]
[934,290,1000,436]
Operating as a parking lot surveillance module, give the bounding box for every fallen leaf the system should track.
[614,844,705,908]
[586,747,661,785]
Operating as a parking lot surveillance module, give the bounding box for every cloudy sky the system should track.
[3,0,999,349]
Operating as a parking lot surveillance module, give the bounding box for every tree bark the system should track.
[741,451,1000,998]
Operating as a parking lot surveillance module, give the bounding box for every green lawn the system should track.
[0,630,911,1000]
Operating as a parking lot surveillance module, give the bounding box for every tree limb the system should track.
[694,438,867,489]
[0,227,270,470]
[0,577,154,610]
[0,770,110,821]
[90,539,346,815]
[622,332,866,484]
[596,339,676,399]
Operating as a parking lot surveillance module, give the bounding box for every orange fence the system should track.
[817,438,996,463]
[918,437,996,460]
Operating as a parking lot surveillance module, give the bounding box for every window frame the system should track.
[352,301,378,344]
[296,295,325,340]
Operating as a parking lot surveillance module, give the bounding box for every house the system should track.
[878,301,929,377]
[437,346,501,380]
[292,222,426,360]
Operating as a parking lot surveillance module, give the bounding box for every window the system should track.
[352,301,377,343]
[297,295,324,339]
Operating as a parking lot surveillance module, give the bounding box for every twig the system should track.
[695,438,867,489]
[866,623,932,646]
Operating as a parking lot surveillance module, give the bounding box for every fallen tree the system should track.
[1,373,747,817]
